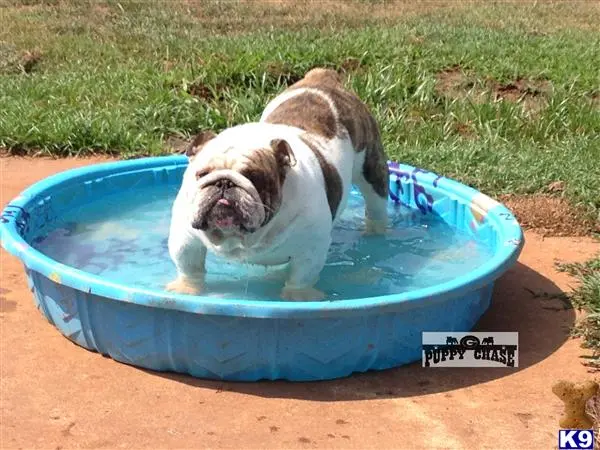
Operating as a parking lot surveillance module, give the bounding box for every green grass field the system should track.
[1,0,599,216]
[1,0,599,356]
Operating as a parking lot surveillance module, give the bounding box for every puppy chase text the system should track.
[422,332,519,368]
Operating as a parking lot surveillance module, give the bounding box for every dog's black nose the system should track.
[214,179,234,189]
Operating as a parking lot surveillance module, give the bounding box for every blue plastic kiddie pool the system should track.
[0,156,523,381]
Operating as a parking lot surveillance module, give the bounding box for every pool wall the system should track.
[1,156,523,381]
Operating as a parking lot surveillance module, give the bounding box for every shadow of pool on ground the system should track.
[150,261,576,400]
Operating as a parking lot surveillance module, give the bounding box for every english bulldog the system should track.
[166,68,389,301]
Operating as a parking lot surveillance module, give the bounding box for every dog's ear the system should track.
[185,131,217,158]
[270,139,297,174]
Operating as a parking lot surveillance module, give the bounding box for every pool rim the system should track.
[0,155,524,319]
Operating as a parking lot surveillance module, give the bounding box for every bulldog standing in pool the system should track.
[167,68,389,300]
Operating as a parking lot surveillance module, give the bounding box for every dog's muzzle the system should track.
[189,168,265,233]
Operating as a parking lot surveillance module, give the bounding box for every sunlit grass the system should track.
[0,0,598,216]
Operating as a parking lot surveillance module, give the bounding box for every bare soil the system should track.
[1,157,600,449]
[435,65,551,112]
[501,194,600,237]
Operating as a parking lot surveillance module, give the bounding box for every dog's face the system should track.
[182,130,296,242]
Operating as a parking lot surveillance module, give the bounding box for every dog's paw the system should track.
[364,218,387,235]
[280,286,326,301]
[165,276,204,295]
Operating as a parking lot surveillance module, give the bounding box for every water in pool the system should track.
[33,184,494,301]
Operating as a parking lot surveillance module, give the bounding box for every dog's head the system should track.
[181,128,296,242]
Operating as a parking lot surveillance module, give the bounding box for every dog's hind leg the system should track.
[353,139,389,235]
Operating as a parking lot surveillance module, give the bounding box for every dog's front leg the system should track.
[165,232,207,295]
[280,236,331,301]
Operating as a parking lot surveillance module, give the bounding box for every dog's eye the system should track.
[240,169,262,187]
[195,169,210,180]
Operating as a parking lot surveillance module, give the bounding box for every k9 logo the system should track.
[559,429,595,450]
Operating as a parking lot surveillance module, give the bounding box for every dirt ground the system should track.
[1,157,599,449]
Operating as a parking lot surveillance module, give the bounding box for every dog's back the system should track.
[261,67,389,233]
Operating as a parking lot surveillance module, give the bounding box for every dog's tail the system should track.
[303,67,342,85]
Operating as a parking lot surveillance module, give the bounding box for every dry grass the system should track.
[1,0,599,37]
[586,394,600,448]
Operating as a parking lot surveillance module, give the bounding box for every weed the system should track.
[557,257,600,369]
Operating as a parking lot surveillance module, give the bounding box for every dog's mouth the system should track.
[211,198,238,229]
[195,196,250,233]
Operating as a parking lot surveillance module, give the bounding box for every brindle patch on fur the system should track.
[263,92,338,139]
[290,69,380,153]
[362,140,389,198]
[237,143,293,226]
[299,68,343,86]
[300,135,343,220]
[293,68,389,199]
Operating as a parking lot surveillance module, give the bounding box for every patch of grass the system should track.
[0,0,599,215]
[558,257,600,368]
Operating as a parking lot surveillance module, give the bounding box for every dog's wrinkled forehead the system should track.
[187,130,294,179]
[187,131,249,169]
[201,146,248,172]
[193,147,271,180]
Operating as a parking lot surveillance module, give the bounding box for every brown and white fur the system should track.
[166,68,389,301]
